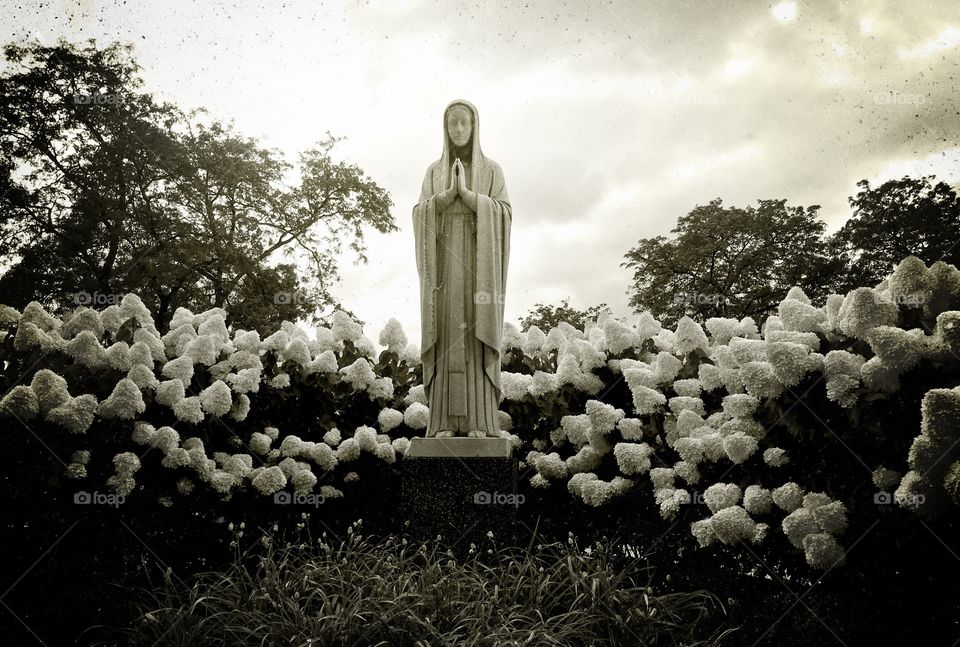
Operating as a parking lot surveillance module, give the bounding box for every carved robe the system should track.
[412,99,512,436]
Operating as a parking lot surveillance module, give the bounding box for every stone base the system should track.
[401,437,519,549]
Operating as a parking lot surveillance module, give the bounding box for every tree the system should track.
[622,198,841,327]
[520,297,610,333]
[0,39,395,333]
[828,176,960,292]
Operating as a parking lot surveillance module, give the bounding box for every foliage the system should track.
[0,39,394,333]
[828,176,960,292]
[520,297,611,333]
[622,198,842,327]
[106,520,729,646]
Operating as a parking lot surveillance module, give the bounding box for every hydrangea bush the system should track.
[2,255,960,573]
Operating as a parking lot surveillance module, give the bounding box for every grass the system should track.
[97,520,736,646]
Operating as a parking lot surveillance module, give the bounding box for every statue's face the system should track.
[446,106,472,148]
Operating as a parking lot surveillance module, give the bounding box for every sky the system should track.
[2,0,959,350]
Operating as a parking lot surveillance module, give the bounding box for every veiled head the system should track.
[446,104,473,148]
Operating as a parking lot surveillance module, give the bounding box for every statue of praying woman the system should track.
[412,100,512,438]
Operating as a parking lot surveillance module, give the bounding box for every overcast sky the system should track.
[3,0,959,348]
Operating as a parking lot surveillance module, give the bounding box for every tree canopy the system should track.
[0,39,396,334]
[622,198,842,327]
[828,175,960,292]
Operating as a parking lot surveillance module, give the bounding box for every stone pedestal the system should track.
[401,437,519,549]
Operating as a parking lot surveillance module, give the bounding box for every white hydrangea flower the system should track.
[765,341,812,387]
[865,326,922,373]
[113,451,141,475]
[176,477,195,495]
[182,335,218,366]
[199,380,233,416]
[782,507,819,549]
[860,357,900,393]
[763,447,789,467]
[64,330,108,369]
[281,339,312,366]
[527,370,558,398]
[613,442,653,475]
[368,376,394,401]
[837,288,898,339]
[250,432,272,455]
[331,310,362,343]
[156,379,186,407]
[888,256,931,307]
[251,466,287,495]
[871,467,902,490]
[723,433,758,464]
[567,472,599,497]
[648,467,674,491]
[585,400,624,435]
[97,378,146,420]
[710,506,760,544]
[743,485,773,515]
[674,316,710,356]
[729,338,768,365]
[778,296,826,333]
[354,426,379,453]
[173,396,204,424]
[392,437,411,456]
[721,394,760,419]
[403,402,429,430]
[336,437,361,461]
[566,446,602,473]
[338,358,376,391]
[671,379,702,398]
[653,352,683,384]
[674,437,704,465]
[226,367,261,394]
[705,318,740,346]
[534,452,568,479]
[697,364,724,392]
[292,469,318,494]
[617,417,646,441]
[268,373,291,389]
[690,518,718,547]
[298,441,333,472]
[377,408,404,433]
[494,371,528,402]
[603,319,641,355]
[668,396,705,417]
[323,428,342,447]
[803,533,845,569]
[307,350,339,375]
[161,447,192,469]
[704,482,742,513]
[772,482,804,511]
[378,318,408,354]
[626,382,667,416]
[739,362,784,399]
[162,356,195,384]
[404,384,427,405]
[673,460,700,484]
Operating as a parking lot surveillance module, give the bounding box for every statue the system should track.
[412,100,512,439]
